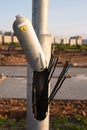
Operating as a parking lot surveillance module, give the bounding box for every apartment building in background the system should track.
[69,38,76,45]
[54,37,62,44]
[0,35,2,45]
[54,37,70,45]
[0,31,19,44]
[55,36,83,45]
[62,38,69,45]
[69,36,82,45]
[4,36,12,43]
[12,36,19,43]
[0,31,86,45]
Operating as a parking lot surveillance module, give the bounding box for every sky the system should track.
[0,0,87,38]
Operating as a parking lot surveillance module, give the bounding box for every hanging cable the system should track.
[48,62,71,104]
[35,50,72,117]
[40,57,58,104]
[48,57,58,82]
[48,49,60,75]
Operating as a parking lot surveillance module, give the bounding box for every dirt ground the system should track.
[0,50,87,119]
[54,49,87,67]
[0,49,87,66]
[0,99,87,119]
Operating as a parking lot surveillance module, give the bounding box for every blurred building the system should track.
[0,31,20,44]
[12,36,19,43]
[70,36,82,45]
[0,35,2,45]
[54,37,62,44]
[76,36,82,45]
[4,36,12,43]
[83,39,87,45]
[62,38,69,45]
[0,30,85,46]
[4,31,12,36]
[69,38,76,45]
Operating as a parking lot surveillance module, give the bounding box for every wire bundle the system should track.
[48,60,71,104]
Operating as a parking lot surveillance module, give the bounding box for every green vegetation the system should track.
[11,42,21,47]
[0,42,21,48]
[50,115,87,130]
[1,42,87,50]
[52,44,87,51]
[3,42,21,47]
[0,115,87,130]
[0,117,7,126]
[0,117,26,130]
[0,42,22,51]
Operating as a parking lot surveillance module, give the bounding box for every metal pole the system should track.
[27,0,51,130]
[32,0,49,36]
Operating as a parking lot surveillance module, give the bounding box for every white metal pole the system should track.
[32,0,49,36]
[27,43,51,130]
[37,0,49,35]
[27,64,50,130]
[27,0,51,130]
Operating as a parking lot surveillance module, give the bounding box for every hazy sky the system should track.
[0,0,87,38]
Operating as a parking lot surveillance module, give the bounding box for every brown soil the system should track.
[0,54,27,66]
[0,99,87,119]
[54,49,87,67]
[0,49,87,66]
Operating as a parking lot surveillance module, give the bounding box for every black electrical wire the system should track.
[40,57,58,101]
[40,61,71,110]
[48,55,54,72]
[48,76,66,104]
[38,56,59,115]
[48,62,71,104]
[39,50,71,111]
[48,58,56,74]
[57,61,70,82]
[48,49,60,75]
[47,50,60,84]
[48,64,71,103]
[48,57,58,82]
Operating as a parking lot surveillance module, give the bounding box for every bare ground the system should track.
[0,99,87,119]
[0,49,87,66]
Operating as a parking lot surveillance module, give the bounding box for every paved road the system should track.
[0,66,87,99]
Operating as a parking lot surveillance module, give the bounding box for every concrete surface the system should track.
[0,66,87,99]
